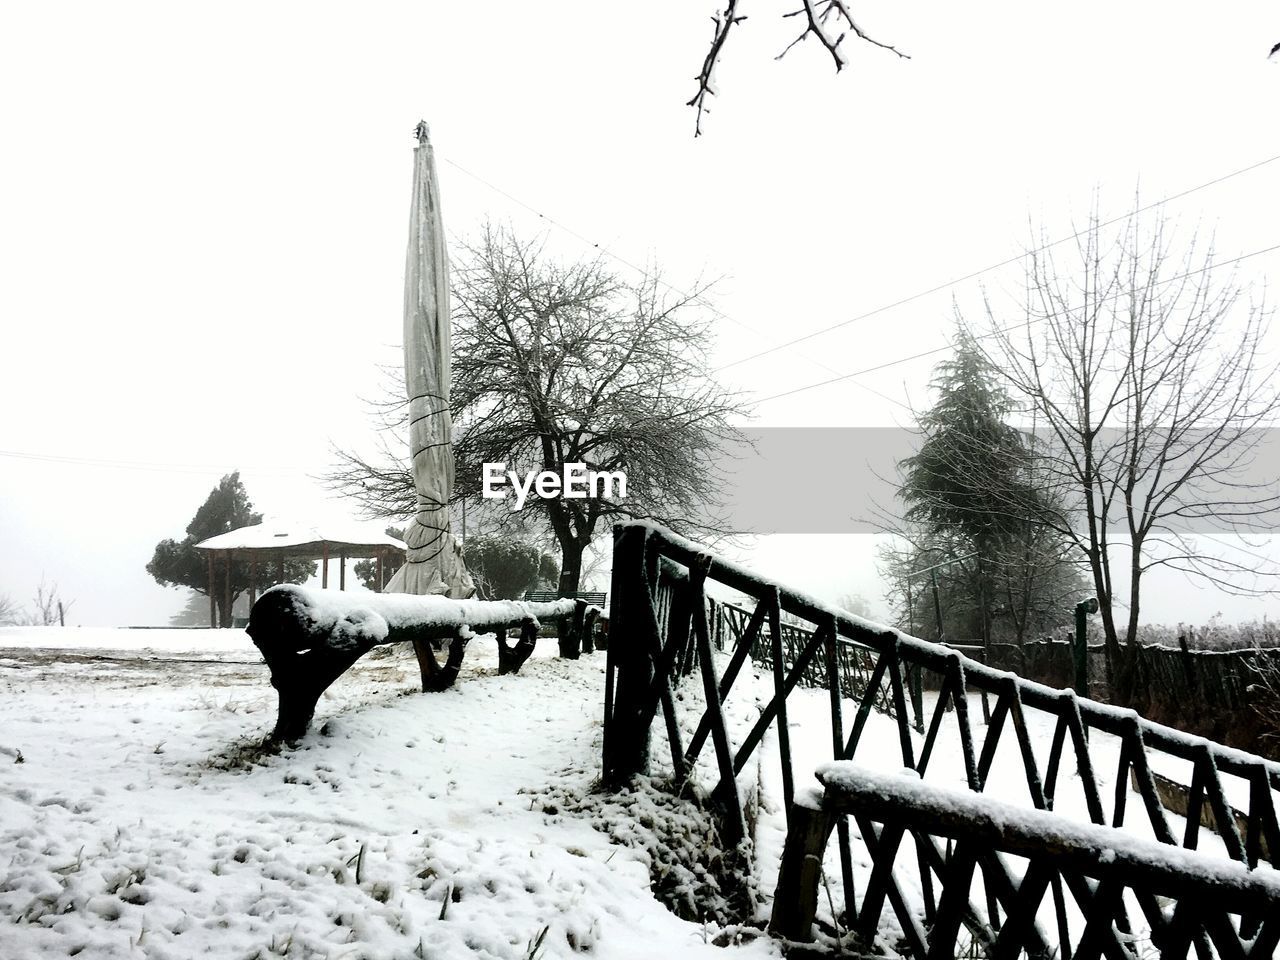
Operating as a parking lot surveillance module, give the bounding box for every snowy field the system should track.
[3,626,1276,959]
[0,628,779,960]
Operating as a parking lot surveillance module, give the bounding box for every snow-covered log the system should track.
[247,584,583,740]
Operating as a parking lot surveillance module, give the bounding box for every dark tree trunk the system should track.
[558,538,584,597]
[554,539,588,660]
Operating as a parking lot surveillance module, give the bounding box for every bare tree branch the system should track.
[689,0,907,135]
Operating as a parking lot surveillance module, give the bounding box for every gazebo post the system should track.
[377,549,384,592]
[224,550,233,628]
[339,550,346,591]
[249,558,258,608]
[207,553,216,627]
[322,542,329,589]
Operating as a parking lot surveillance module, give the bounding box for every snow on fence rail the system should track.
[247,584,594,739]
[601,521,1280,954]
[771,764,1280,956]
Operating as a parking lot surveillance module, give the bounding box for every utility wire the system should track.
[440,154,911,411]
[717,152,1280,373]
[754,241,1280,405]
[444,150,1280,410]
[1195,534,1280,570]
[0,449,309,475]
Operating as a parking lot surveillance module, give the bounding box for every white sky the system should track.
[2,2,1279,625]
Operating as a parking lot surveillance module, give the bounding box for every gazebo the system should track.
[194,518,407,627]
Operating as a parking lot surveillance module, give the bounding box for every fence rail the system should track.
[602,521,1280,955]
[996,637,1280,754]
[773,764,1280,958]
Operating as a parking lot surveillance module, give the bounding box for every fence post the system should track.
[1075,598,1097,699]
[603,523,654,787]
[910,664,925,734]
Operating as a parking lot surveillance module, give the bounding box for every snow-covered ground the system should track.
[4,625,1275,959]
[0,628,779,960]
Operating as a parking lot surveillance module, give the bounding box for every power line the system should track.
[0,449,309,475]
[440,154,912,411]
[754,240,1280,405]
[1195,534,1280,570]
[717,152,1280,373]
[444,150,1280,411]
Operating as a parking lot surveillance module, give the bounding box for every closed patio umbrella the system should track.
[384,121,475,599]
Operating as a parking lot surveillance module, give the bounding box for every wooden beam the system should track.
[377,549,384,592]
[248,590,578,739]
[769,802,836,941]
[207,552,216,627]
[322,542,329,589]
[339,550,346,591]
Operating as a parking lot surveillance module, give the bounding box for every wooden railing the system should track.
[601,521,1280,953]
[718,600,897,721]
[773,764,1280,957]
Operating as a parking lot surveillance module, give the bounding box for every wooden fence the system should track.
[774,764,1280,958]
[601,521,1280,956]
[994,637,1280,753]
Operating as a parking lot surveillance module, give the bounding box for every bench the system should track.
[522,591,607,653]
[522,590,607,606]
[770,763,1280,956]
[246,585,596,740]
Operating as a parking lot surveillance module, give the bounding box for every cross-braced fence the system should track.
[601,521,1280,957]
[775,765,1280,958]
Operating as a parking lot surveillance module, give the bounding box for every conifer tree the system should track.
[147,472,314,626]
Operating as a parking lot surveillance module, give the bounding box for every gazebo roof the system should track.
[194,517,406,560]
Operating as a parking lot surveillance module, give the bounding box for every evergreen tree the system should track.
[147,472,314,627]
[896,330,1082,646]
[462,536,559,600]
[353,526,406,591]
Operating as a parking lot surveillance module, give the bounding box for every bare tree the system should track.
[980,210,1280,696]
[329,223,747,595]
[23,577,73,626]
[689,1,908,135]
[0,594,21,626]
